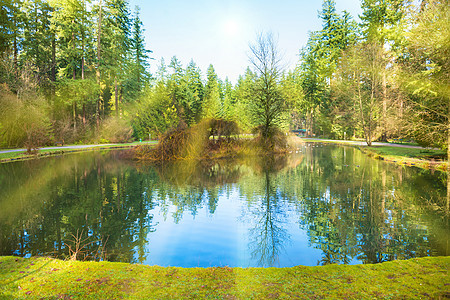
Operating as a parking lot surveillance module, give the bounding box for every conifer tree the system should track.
[202,64,221,119]
[124,5,151,101]
[102,0,131,115]
[21,0,55,85]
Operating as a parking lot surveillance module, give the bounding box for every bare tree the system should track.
[248,32,286,143]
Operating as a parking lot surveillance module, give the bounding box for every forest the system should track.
[0,0,448,153]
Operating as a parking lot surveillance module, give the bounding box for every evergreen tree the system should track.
[50,0,92,80]
[234,67,256,131]
[155,58,167,82]
[0,0,17,53]
[21,0,55,85]
[299,0,357,137]
[400,0,449,150]
[183,59,204,125]
[360,0,407,141]
[202,64,221,119]
[221,77,235,120]
[102,0,131,115]
[124,5,151,100]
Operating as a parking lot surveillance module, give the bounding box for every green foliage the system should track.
[252,125,288,153]
[399,0,449,150]
[0,0,447,151]
[0,256,448,299]
[50,0,92,79]
[133,118,241,161]
[100,116,133,143]
[233,68,256,132]
[298,0,357,138]
[248,32,287,140]
[131,82,179,140]
[333,42,385,145]
[20,0,55,85]
[360,0,406,44]
[123,6,152,101]
[202,64,221,119]
[0,84,52,149]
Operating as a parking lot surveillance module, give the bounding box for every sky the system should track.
[127,0,362,84]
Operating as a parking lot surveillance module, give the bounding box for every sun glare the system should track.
[224,19,239,37]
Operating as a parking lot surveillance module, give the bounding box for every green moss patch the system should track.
[1,256,448,299]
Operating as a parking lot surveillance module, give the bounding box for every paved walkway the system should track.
[0,139,435,155]
[301,138,435,149]
[0,142,156,154]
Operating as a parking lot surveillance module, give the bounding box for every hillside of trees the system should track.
[0,0,448,153]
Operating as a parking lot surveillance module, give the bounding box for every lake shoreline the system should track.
[1,255,448,299]
[2,137,446,172]
[0,142,157,164]
[302,138,447,172]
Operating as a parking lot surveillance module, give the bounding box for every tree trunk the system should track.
[73,102,77,133]
[381,71,387,142]
[72,20,76,80]
[81,54,85,80]
[447,100,450,213]
[51,36,56,82]
[356,70,370,146]
[82,104,86,125]
[96,0,103,131]
[115,78,119,116]
[13,31,18,72]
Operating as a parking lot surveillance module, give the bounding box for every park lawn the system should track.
[0,141,157,163]
[0,256,448,299]
[366,146,446,160]
[363,146,447,171]
[302,138,447,171]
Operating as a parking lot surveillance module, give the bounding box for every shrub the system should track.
[100,117,133,143]
[252,125,288,153]
[0,84,52,151]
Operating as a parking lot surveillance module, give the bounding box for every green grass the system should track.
[0,256,448,299]
[302,138,447,171]
[362,146,447,171]
[367,146,446,159]
[0,141,157,163]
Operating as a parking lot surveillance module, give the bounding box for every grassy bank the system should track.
[303,138,447,172]
[0,256,448,299]
[0,142,157,164]
[361,146,447,172]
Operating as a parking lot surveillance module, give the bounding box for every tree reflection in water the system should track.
[0,145,448,266]
[244,156,291,267]
[0,152,157,264]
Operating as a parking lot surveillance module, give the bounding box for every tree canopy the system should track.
[0,0,447,153]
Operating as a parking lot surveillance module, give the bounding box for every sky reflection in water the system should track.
[0,144,448,267]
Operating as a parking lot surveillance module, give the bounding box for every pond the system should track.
[0,144,448,267]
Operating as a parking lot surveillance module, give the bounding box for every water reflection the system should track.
[0,145,448,267]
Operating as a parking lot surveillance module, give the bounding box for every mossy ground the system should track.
[1,256,448,299]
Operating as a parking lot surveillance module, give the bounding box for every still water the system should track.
[0,144,448,267]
